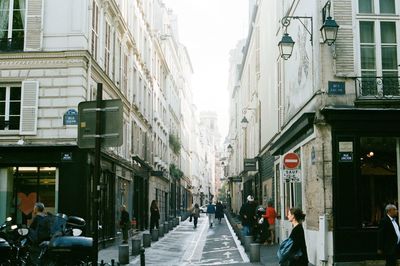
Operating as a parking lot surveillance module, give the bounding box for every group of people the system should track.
[240,195,308,265]
[189,201,224,229]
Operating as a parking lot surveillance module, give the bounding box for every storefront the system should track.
[324,108,400,262]
[0,145,129,243]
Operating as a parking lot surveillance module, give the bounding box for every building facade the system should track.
[226,0,400,264]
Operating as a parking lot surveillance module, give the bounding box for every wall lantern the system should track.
[278,1,339,60]
[241,116,249,129]
[278,16,313,60]
[320,1,339,45]
[227,144,233,153]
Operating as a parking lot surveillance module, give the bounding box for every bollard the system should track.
[164,221,169,233]
[143,232,151,248]
[249,243,260,262]
[244,235,253,252]
[100,260,105,266]
[176,217,180,225]
[111,259,115,266]
[140,247,145,266]
[159,224,164,237]
[118,244,129,264]
[169,220,173,230]
[131,238,141,256]
[151,229,159,241]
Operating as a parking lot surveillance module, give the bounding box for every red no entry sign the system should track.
[283,153,300,169]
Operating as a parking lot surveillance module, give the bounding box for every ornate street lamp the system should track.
[278,33,295,60]
[320,17,339,45]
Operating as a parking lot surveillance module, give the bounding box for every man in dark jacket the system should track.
[378,204,400,266]
[119,205,130,244]
[239,195,257,237]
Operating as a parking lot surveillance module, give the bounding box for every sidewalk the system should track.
[98,216,280,265]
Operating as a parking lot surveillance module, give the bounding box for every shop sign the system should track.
[229,176,242,182]
[244,158,257,171]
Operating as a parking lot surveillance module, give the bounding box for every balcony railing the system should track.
[355,76,400,99]
[0,37,24,52]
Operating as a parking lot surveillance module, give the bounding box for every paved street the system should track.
[98,214,280,265]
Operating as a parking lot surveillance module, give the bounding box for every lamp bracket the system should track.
[281,16,313,43]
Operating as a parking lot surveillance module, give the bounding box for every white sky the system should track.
[162,0,249,138]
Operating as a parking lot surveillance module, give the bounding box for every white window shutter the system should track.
[19,81,39,135]
[24,0,43,51]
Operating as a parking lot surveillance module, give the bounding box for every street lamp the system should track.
[320,1,339,46]
[227,144,233,153]
[320,16,339,45]
[241,116,249,129]
[278,33,295,60]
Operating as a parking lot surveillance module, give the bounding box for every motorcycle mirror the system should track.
[72,228,82,236]
[6,217,12,222]
[18,228,29,236]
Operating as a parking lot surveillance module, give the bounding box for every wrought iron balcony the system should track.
[0,37,24,52]
[355,76,400,99]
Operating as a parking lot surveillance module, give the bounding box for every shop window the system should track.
[10,166,56,225]
[359,137,398,228]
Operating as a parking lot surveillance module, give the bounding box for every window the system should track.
[359,20,399,96]
[91,1,99,59]
[104,21,111,76]
[0,85,21,130]
[359,0,395,14]
[0,0,26,51]
[359,137,398,228]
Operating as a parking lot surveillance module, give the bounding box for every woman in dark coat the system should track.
[150,200,160,233]
[215,201,224,224]
[286,207,308,266]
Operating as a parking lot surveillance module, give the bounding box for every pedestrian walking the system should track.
[239,195,257,237]
[264,201,277,245]
[207,202,216,228]
[192,203,200,229]
[377,204,400,266]
[119,205,130,244]
[215,201,224,224]
[150,200,160,233]
[280,207,308,266]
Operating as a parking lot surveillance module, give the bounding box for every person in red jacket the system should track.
[264,201,277,245]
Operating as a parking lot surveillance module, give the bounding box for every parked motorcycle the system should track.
[0,217,30,265]
[36,213,93,266]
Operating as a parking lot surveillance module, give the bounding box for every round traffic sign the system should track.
[283,153,300,169]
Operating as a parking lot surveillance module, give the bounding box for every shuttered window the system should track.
[25,0,42,51]
[19,81,39,135]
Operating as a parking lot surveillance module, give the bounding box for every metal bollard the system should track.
[169,220,173,229]
[176,217,180,225]
[111,259,115,266]
[118,244,129,264]
[100,260,105,266]
[151,229,159,241]
[143,232,151,247]
[140,247,145,266]
[164,221,169,233]
[159,224,164,237]
[249,243,260,262]
[244,235,252,252]
[131,238,141,256]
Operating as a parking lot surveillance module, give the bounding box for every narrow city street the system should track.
[127,215,249,265]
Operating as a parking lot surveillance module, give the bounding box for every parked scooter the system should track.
[36,213,93,266]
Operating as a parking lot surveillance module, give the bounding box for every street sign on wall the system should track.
[283,152,301,182]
